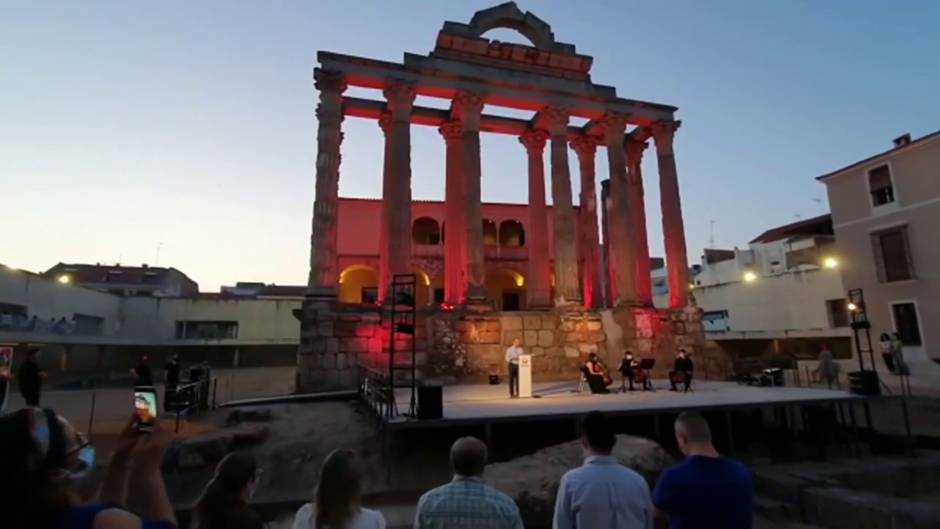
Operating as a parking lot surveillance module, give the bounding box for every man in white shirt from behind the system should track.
[505,337,524,399]
[553,411,653,529]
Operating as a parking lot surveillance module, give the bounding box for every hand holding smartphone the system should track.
[134,386,158,433]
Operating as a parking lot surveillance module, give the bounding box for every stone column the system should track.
[307,70,347,297]
[544,106,581,306]
[377,112,393,300]
[382,81,417,300]
[652,120,690,308]
[439,119,465,304]
[519,128,551,307]
[599,179,614,307]
[625,137,653,306]
[601,113,638,306]
[454,92,486,302]
[571,135,601,309]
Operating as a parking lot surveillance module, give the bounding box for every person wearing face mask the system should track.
[0,407,177,529]
[191,452,264,529]
[652,412,753,529]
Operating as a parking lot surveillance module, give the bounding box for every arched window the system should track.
[499,220,525,247]
[412,217,441,245]
[483,219,498,246]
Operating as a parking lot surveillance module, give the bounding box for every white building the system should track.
[0,265,302,376]
[690,215,853,369]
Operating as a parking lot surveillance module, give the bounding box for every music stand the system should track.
[639,358,656,391]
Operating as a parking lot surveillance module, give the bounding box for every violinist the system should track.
[670,349,694,392]
[584,353,612,394]
[618,350,639,392]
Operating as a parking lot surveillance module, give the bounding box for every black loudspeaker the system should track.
[418,385,443,420]
[849,370,881,396]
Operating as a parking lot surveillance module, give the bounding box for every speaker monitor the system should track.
[418,385,443,420]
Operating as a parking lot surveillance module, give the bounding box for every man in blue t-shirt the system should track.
[653,411,753,529]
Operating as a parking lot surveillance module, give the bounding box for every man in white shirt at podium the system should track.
[505,337,524,399]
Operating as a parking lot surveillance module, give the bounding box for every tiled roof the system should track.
[749,214,833,244]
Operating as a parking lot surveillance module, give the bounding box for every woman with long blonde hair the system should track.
[291,449,385,529]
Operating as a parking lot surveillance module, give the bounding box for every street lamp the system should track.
[743,271,757,283]
[57,274,71,285]
[823,257,839,269]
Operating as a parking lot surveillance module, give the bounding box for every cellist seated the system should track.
[669,349,694,392]
[584,353,611,394]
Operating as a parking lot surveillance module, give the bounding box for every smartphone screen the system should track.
[134,386,158,432]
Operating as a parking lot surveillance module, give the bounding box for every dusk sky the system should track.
[3,1,939,292]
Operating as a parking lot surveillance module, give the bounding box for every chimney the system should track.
[893,133,912,148]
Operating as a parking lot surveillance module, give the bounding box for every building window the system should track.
[482,219,498,246]
[868,164,894,207]
[871,226,913,282]
[891,302,922,346]
[412,217,441,245]
[825,299,850,328]
[702,310,730,332]
[175,321,238,339]
[433,288,444,303]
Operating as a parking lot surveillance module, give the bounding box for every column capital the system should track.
[378,112,392,134]
[519,128,550,153]
[314,69,347,95]
[438,119,463,143]
[624,137,649,164]
[383,80,417,120]
[650,120,681,154]
[598,112,628,142]
[453,92,485,129]
[542,105,570,135]
[570,134,599,159]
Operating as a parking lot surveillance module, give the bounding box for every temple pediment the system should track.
[432,2,593,81]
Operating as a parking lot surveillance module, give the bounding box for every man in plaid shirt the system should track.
[414,437,524,529]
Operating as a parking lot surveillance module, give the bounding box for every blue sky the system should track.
[2,1,938,291]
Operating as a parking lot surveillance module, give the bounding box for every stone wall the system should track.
[603,301,731,380]
[297,298,728,392]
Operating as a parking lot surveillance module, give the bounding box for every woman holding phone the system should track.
[0,408,176,529]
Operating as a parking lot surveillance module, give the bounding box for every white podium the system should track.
[518,354,533,398]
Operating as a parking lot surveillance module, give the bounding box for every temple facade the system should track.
[297,3,721,391]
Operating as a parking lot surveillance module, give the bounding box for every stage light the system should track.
[57,274,71,284]
[823,257,839,269]
[847,302,858,311]
[515,275,525,287]
[688,282,695,290]
[743,271,757,283]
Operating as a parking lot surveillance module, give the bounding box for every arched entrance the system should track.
[412,217,441,245]
[499,219,525,247]
[338,265,378,304]
[485,269,526,311]
[413,268,434,307]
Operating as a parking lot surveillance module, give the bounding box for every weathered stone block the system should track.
[585,331,606,343]
[484,320,500,331]
[326,338,339,354]
[564,346,580,358]
[561,320,576,332]
[455,320,472,332]
[355,323,375,337]
[544,347,562,357]
[540,315,557,330]
[368,338,382,354]
[321,353,336,369]
[341,337,369,353]
[523,315,542,329]
[336,353,347,369]
[578,343,598,354]
[317,320,334,336]
[566,332,583,342]
[311,339,328,354]
[537,330,554,347]
[587,321,603,331]
[480,331,500,344]
[504,330,523,344]
[502,316,523,331]
[531,346,545,356]
[524,330,539,346]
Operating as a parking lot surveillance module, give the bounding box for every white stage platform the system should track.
[389,380,868,427]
